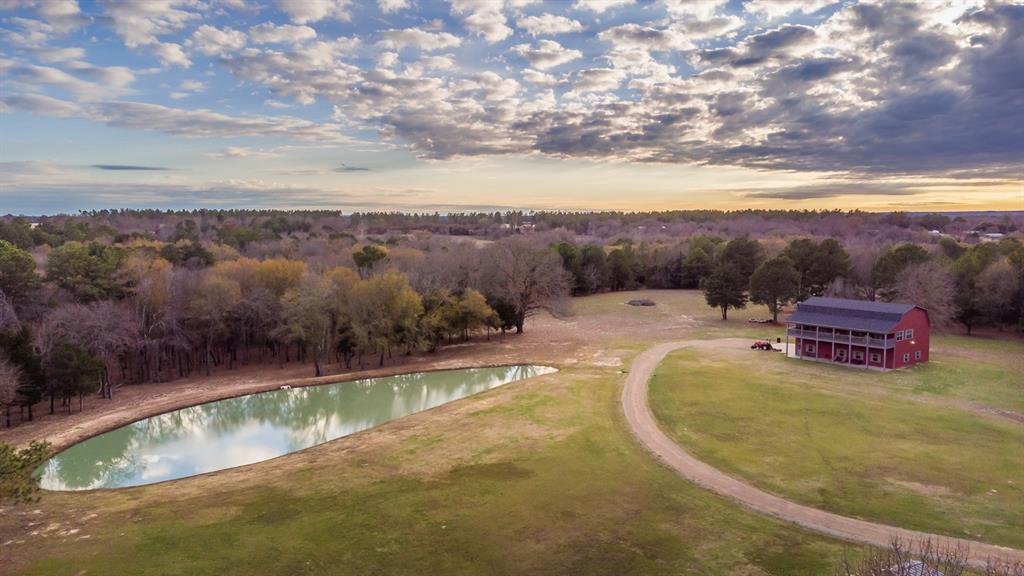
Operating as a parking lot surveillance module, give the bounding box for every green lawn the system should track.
[921,336,1024,412]
[6,289,1020,574]
[650,349,1024,549]
[9,366,857,575]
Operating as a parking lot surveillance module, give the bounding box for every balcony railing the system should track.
[786,328,893,348]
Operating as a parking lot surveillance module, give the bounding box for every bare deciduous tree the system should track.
[833,538,1023,576]
[481,237,571,334]
[891,261,956,328]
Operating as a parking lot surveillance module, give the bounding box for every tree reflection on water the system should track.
[37,365,556,490]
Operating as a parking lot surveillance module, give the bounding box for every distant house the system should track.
[965,230,1007,243]
[785,297,930,371]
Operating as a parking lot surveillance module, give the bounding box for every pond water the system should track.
[36,365,557,491]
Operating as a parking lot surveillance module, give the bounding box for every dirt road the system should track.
[620,341,1024,565]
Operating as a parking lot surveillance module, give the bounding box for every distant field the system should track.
[569,289,789,343]
[650,347,1024,549]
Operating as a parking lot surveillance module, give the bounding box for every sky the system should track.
[0,0,1022,215]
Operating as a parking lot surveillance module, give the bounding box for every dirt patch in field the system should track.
[887,478,955,498]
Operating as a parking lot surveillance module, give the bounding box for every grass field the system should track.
[649,347,1024,549]
[6,366,857,575]
[3,289,1020,574]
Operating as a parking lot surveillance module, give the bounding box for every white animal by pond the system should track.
[279,385,292,390]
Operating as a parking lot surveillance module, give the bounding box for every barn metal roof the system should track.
[785,297,916,333]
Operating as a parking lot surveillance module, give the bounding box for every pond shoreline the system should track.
[1,334,538,453]
[39,365,557,491]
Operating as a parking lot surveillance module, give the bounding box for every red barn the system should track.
[785,297,930,370]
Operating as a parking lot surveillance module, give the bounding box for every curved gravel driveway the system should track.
[621,341,1024,565]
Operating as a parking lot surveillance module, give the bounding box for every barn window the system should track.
[915,350,922,360]
[895,332,904,341]
[903,353,910,363]
[853,350,863,360]
[905,328,914,339]
[806,344,816,354]
[870,353,881,363]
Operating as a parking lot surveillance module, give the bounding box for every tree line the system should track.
[4,209,1019,248]
[1,212,1021,428]
[0,236,570,427]
[552,233,1024,328]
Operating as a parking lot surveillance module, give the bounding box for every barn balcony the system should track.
[786,327,895,349]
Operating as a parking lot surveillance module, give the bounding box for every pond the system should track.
[36,365,557,491]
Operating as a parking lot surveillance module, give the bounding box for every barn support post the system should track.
[883,333,888,370]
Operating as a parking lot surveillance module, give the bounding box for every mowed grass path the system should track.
[650,348,1024,549]
[9,366,857,575]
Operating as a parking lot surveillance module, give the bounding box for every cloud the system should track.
[204,146,283,159]
[676,15,744,40]
[573,0,633,13]
[3,95,351,142]
[31,46,85,63]
[1,0,87,34]
[188,25,246,56]
[512,40,582,70]
[745,0,837,19]
[379,28,462,51]
[92,101,350,142]
[377,51,399,68]
[333,164,370,172]
[1,60,135,100]
[152,42,191,68]
[91,164,169,171]
[699,24,815,67]
[405,54,457,75]
[276,0,351,24]
[248,22,316,45]
[598,23,693,51]
[170,79,205,99]
[1,93,81,116]
[4,0,1022,187]
[219,38,361,105]
[0,163,511,212]
[450,0,514,43]
[378,0,409,13]
[571,67,627,93]
[101,0,198,48]
[516,13,584,36]
[521,68,560,88]
[660,0,728,18]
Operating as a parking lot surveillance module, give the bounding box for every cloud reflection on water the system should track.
[38,365,557,490]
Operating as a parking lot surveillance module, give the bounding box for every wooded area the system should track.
[1,209,1021,428]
